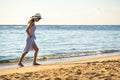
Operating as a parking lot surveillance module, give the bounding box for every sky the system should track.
[0,0,120,25]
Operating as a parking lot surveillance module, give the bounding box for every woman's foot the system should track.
[33,62,40,65]
[18,63,24,67]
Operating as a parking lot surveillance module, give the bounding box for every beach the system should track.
[0,54,120,80]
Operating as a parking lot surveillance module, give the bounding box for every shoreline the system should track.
[0,52,120,70]
[0,49,120,64]
[0,54,120,80]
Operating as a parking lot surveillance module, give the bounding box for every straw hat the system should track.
[31,13,42,19]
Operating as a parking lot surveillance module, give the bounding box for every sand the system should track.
[0,55,120,80]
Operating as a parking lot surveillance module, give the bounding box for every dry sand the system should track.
[0,55,120,80]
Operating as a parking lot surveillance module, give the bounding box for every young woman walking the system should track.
[18,13,42,67]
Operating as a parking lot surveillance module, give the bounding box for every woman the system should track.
[18,13,42,67]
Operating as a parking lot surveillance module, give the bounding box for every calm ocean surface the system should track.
[0,25,120,60]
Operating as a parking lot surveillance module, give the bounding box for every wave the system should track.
[38,49,120,60]
[0,49,119,64]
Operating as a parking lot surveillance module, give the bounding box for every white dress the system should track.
[23,25,37,52]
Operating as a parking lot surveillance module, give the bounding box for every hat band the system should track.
[32,16,41,19]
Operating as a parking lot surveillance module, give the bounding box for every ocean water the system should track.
[0,25,120,60]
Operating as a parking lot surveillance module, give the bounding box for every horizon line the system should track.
[0,24,120,26]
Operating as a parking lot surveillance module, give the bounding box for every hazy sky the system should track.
[0,0,120,25]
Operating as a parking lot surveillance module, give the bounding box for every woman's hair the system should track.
[28,18,34,24]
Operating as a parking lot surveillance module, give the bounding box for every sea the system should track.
[0,25,120,62]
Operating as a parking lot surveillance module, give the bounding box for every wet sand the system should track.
[0,55,120,80]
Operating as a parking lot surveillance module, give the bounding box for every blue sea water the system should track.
[0,25,120,60]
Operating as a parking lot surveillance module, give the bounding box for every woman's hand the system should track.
[28,35,32,38]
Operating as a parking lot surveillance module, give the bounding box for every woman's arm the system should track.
[26,21,34,37]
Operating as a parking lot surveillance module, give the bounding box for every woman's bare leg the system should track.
[33,45,40,65]
[18,51,28,67]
